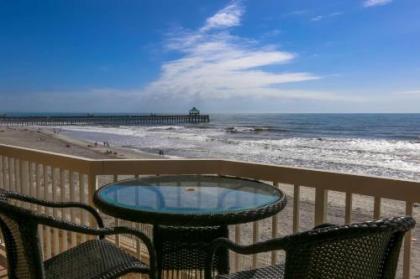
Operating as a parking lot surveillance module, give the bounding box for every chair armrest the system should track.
[35,214,156,278]
[205,237,289,279]
[210,237,289,255]
[4,191,104,228]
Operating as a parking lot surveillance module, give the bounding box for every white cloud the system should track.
[200,1,244,32]
[311,12,342,22]
[140,1,345,104]
[363,0,392,7]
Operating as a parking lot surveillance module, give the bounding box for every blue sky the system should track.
[1,0,419,113]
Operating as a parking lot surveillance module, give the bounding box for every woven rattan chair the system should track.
[206,217,415,279]
[0,190,157,279]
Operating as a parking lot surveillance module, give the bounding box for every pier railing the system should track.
[0,143,419,278]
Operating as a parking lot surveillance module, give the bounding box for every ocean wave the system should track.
[225,126,288,134]
[60,122,420,181]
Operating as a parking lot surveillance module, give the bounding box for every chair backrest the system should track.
[283,217,415,279]
[0,192,45,279]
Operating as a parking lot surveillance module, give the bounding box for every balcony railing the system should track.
[0,143,419,278]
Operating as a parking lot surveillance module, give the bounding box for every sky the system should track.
[1,0,420,113]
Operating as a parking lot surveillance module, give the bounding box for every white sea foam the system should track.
[61,124,420,181]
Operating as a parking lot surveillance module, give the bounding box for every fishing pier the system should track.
[0,108,209,126]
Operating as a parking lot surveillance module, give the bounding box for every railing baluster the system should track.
[8,157,14,191]
[252,180,261,268]
[0,155,3,189]
[2,156,7,190]
[36,164,44,255]
[314,187,328,226]
[44,165,52,259]
[29,162,35,209]
[18,160,24,195]
[52,168,60,255]
[60,169,68,252]
[87,173,97,241]
[233,177,241,273]
[69,171,77,247]
[293,185,300,233]
[134,174,142,260]
[271,182,279,265]
[15,158,20,193]
[252,221,259,268]
[79,173,87,243]
[373,196,381,219]
[403,201,413,279]
[0,157,4,244]
[21,161,31,197]
[113,174,120,246]
[345,192,352,224]
[234,225,241,272]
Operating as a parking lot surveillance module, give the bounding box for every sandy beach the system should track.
[0,126,162,159]
[0,126,418,277]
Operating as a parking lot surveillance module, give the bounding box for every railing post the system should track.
[314,187,328,226]
[403,201,413,279]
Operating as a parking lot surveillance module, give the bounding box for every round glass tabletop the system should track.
[94,175,287,226]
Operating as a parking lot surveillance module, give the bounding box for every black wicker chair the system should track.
[206,217,415,279]
[0,190,157,279]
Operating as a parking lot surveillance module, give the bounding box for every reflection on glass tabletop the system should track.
[96,175,283,215]
[94,175,287,226]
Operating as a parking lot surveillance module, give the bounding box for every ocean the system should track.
[59,113,420,181]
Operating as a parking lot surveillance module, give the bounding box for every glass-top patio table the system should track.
[94,175,287,278]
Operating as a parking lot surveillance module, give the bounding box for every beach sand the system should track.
[0,126,418,277]
[0,126,162,159]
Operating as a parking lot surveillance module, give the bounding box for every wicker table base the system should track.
[153,225,229,279]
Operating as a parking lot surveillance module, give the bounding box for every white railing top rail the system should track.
[0,144,94,173]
